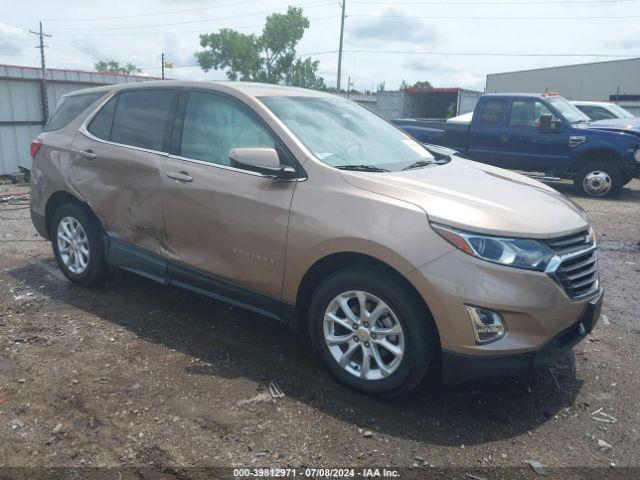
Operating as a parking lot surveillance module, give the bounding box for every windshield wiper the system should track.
[401,159,444,171]
[335,164,390,172]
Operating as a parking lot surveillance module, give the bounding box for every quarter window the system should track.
[180,91,275,166]
[478,99,504,125]
[87,96,116,140]
[110,89,174,151]
[44,92,104,132]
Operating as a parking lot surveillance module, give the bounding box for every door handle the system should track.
[500,132,509,142]
[78,149,96,159]
[166,171,193,182]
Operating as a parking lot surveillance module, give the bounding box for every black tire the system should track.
[308,268,437,396]
[574,161,623,198]
[51,202,109,287]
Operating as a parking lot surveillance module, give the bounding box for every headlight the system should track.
[635,148,640,162]
[431,223,555,271]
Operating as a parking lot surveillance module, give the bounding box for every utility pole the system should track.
[161,52,165,80]
[30,21,52,123]
[337,0,346,92]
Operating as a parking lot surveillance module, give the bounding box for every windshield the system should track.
[259,96,438,171]
[547,97,591,124]
[609,103,634,118]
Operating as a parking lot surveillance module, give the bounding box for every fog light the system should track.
[464,305,505,344]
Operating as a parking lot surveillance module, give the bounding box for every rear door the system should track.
[467,98,512,166]
[72,88,177,257]
[500,98,571,171]
[160,89,296,308]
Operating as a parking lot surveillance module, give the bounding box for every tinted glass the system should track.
[547,97,590,124]
[509,100,553,127]
[44,92,104,131]
[609,104,634,118]
[259,96,435,171]
[87,96,116,140]
[583,106,616,121]
[180,91,275,166]
[111,89,174,151]
[478,99,503,124]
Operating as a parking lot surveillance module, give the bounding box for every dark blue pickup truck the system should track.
[394,93,640,197]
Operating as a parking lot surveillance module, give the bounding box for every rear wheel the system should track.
[308,269,436,396]
[574,161,623,198]
[51,203,109,287]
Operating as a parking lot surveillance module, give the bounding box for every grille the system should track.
[545,229,591,255]
[545,229,599,299]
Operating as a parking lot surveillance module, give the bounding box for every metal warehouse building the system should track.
[0,64,158,176]
[486,57,640,116]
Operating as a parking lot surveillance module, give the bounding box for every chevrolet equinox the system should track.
[30,82,603,395]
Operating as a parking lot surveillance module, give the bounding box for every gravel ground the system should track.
[0,180,639,479]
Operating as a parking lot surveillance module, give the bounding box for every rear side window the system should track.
[87,96,116,140]
[578,106,616,121]
[44,92,104,131]
[110,89,174,151]
[478,99,504,125]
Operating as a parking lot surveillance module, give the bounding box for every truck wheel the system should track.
[574,162,623,198]
[308,268,437,396]
[51,203,109,287]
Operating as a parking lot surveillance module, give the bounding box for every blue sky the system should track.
[1,0,639,91]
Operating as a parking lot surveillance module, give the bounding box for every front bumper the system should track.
[440,290,602,384]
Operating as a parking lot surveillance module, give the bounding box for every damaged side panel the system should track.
[69,133,167,256]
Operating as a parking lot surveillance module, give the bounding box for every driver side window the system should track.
[509,100,553,128]
[180,91,275,166]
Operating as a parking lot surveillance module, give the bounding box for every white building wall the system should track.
[486,58,640,101]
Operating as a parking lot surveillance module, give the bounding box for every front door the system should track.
[161,90,296,304]
[501,99,571,172]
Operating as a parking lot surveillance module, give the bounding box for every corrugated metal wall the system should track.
[485,58,640,102]
[0,64,158,175]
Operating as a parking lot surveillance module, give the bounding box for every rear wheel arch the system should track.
[45,191,102,238]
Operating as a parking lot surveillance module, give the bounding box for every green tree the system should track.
[196,6,324,87]
[94,59,140,76]
[410,80,433,90]
[286,57,325,89]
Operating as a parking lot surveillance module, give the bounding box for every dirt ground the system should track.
[0,180,639,479]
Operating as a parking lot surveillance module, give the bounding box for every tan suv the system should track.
[30,81,603,395]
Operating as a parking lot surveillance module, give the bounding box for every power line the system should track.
[41,1,333,32]
[350,0,640,4]
[350,13,640,19]
[44,0,270,22]
[48,16,339,37]
[342,49,640,57]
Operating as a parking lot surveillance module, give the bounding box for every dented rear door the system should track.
[70,88,177,255]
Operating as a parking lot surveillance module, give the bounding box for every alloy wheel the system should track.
[323,290,405,381]
[57,216,90,275]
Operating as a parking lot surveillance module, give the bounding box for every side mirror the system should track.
[229,147,297,179]
[537,114,562,133]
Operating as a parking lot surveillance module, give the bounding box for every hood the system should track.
[340,157,588,239]
[587,117,640,136]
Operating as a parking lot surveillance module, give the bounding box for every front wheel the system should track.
[308,269,437,396]
[574,162,623,198]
